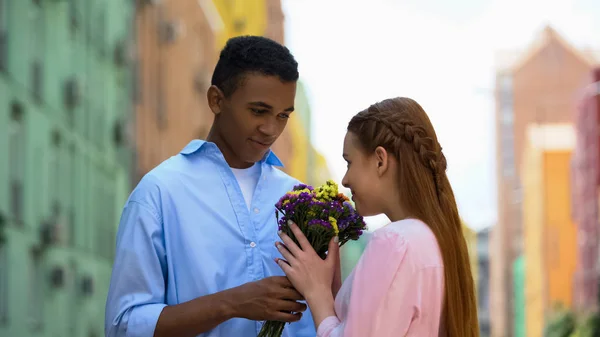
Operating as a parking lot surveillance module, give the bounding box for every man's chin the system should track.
[243,152,269,164]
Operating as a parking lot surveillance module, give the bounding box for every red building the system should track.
[572,68,600,311]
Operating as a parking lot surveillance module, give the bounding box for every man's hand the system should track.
[230,276,307,322]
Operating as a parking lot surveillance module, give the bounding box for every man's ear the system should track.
[207,85,224,116]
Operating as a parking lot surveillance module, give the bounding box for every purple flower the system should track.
[308,219,332,229]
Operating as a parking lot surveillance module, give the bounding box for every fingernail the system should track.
[278,230,283,236]
[287,220,293,226]
[334,236,339,243]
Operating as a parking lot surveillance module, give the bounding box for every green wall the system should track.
[0,0,134,336]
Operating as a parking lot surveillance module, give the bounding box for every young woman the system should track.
[275,97,479,336]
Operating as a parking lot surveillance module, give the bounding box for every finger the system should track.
[275,242,297,265]
[288,221,312,251]
[280,287,304,301]
[276,258,294,276]
[269,311,303,323]
[274,299,308,313]
[271,276,294,288]
[326,235,340,266]
[278,229,303,257]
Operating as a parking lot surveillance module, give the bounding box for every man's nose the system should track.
[258,117,279,137]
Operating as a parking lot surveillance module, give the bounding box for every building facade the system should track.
[477,227,492,337]
[0,0,134,336]
[134,0,219,178]
[491,26,597,336]
[522,124,577,337]
[572,68,600,311]
[134,0,323,181]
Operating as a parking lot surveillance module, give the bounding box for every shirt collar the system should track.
[180,139,284,167]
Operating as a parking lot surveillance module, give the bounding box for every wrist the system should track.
[215,287,240,320]
[305,288,336,328]
[305,285,332,303]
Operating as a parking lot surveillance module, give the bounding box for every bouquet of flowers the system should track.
[258,180,368,337]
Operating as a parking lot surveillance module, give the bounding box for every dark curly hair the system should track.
[211,35,299,97]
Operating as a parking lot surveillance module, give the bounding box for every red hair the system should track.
[348,97,479,337]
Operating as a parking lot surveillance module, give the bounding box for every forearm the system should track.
[306,289,337,330]
[154,288,238,337]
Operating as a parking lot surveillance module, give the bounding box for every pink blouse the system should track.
[317,219,445,337]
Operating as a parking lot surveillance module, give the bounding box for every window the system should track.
[97,10,105,56]
[501,102,513,125]
[49,131,61,216]
[156,65,167,129]
[31,62,42,103]
[0,242,8,324]
[498,74,512,95]
[30,1,44,102]
[94,180,104,257]
[131,60,141,103]
[9,102,25,224]
[0,0,8,72]
[28,251,43,330]
[69,144,76,246]
[68,0,78,38]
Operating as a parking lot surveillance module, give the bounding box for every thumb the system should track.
[326,235,340,265]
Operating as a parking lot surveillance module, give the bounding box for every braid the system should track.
[360,107,447,198]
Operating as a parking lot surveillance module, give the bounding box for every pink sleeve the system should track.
[316,231,425,337]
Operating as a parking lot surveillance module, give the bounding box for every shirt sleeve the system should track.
[316,231,428,337]
[104,197,168,337]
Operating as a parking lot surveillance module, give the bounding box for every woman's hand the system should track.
[275,221,339,326]
[275,222,339,300]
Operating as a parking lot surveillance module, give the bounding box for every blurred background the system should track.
[0,0,599,336]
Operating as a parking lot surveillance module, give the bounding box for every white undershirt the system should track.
[230,163,261,210]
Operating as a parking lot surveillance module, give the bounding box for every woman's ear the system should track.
[374,146,389,176]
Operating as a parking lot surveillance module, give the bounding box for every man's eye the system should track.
[251,108,268,114]
[278,113,291,119]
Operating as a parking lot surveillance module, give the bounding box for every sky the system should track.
[282,0,600,231]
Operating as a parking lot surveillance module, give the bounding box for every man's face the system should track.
[210,74,297,168]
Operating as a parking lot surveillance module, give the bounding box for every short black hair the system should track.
[211,35,299,97]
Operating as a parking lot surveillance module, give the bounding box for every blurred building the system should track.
[134,0,218,178]
[134,0,328,183]
[571,68,600,312]
[288,80,332,186]
[0,0,135,336]
[477,226,492,337]
[522,124,577,336]
[491,25,598,337]
[463,223,479,288]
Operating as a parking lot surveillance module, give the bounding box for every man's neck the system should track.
[206,127,252,169]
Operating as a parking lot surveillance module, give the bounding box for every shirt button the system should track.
[254,208,260,214]
[250,242,256,248]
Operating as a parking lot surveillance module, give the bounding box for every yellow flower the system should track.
[329,216,339,235]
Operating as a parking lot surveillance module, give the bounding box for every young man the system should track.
[105,36,316,337]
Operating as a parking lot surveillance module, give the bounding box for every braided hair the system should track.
[347,97,479,337]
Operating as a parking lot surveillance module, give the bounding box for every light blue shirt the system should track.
[105,140,316,337]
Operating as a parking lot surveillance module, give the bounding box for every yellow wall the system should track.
[523,138,545,337]
[288,115,309,182]
[522,125,576,337]
[462,224,479,296]
[212,0,267,50]
[543,151,577,309]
